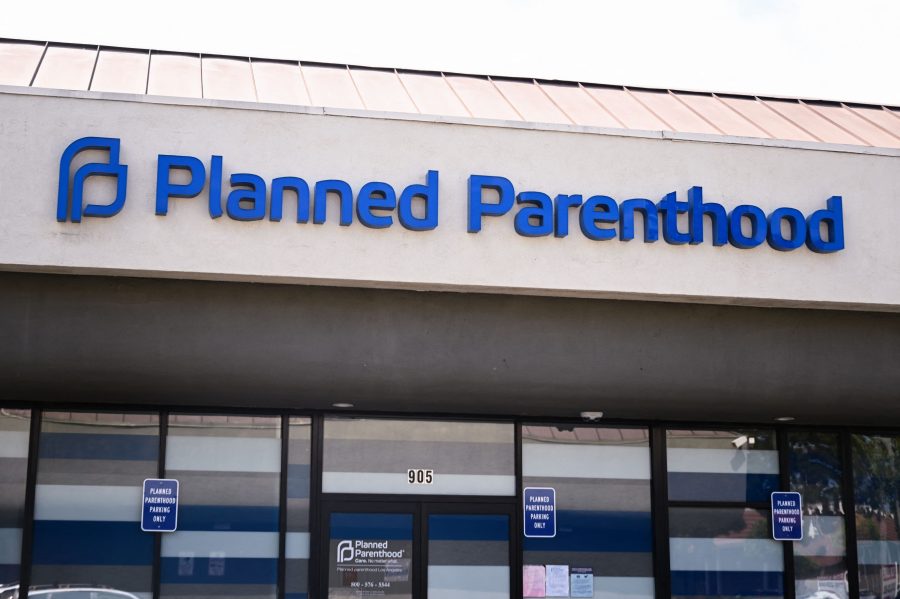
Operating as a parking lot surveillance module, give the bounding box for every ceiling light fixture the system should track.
[579,411,604,422]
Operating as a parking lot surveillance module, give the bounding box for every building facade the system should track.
[0,38,899,599]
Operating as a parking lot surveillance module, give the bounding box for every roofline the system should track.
[2,36,898,112]
[4,84,898,160]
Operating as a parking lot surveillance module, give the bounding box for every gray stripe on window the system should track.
[323,439,513,474]
[428,540,508,566]
[522,477,652,511]
[31,563,152,593]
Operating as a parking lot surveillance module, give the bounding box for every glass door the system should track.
[321,501,513,599]
[323,502,417,599]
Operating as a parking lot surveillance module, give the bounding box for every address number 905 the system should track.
[407,469,434,484]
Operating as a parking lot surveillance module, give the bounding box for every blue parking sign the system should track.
[524,487,556,538]
[771,492,803,541]
[142,478,179,532]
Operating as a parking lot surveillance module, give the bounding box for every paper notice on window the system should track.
[545,564,570,597]
[523,565,546,597]
[570,567,593,597]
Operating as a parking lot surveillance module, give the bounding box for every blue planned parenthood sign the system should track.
[142,478,179,532]
[524,487,556,538]
[771,491,803,541]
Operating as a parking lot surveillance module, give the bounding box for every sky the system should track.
[3,0,899,106]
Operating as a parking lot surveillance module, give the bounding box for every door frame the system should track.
[318,495,517,599]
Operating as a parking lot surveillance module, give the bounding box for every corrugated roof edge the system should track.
[2,36,898,111]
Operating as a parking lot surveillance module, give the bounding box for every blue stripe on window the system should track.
[32,520,153,565]
[668,473,779,503]
[287,464,310,499]
[671,570,784,596]
[428,514,509,541]
[39,432,158,461]
[0,564,19,582]
[160,557,277,584]
[523,510,652,552]
[330,513,413,540]
[177,505,279,532]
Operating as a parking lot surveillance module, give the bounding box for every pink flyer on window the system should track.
[523,565,546,597]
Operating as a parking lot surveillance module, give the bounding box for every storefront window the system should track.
[31,412,159,599]
[427,513,509,598]
[670,507,783,597]
[788,432,848,599]
[161,415,281,599]
[852,434,900,599]
[667,429,783,598]
[0,409,29,588]
[286,417,311,599]
[522,425,654,599]
[322,418,515,495]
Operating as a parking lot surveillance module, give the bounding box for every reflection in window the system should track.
[667,429,778,502]
[286,417,311,599]
[323,418,515,496]
[670,507,783,597]
[522,425,654,599]
[161,415,281,599]
[30,412,158,599]
[852,434,900,599]
[788,432,848,599]
[0,409,29,587]
[666,429,783,598]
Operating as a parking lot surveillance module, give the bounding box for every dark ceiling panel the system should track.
[0,272,897,426]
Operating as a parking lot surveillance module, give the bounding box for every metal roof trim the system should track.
[5,36,900,149]
[393,67,438,76]
[625,86,669,94]
[580,83,626,91]
[439,71,490,80]
[249,57,299,67]
[200,53,251,62]
[533,78,580,88]
[490,74,539,84]
[299,60,348,69]
[4,85,898,159]
[96,45,150,55]
[1,36,897,108]
[801,99,847,108]
[0,38,44,46]
[348,64,397,74]
[148,49,201,58]
[44,41,98,51]
[669,89,716,98]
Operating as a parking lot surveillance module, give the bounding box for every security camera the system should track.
[580,411,604,422]
[732,435,748,449]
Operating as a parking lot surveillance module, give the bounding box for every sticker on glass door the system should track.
[329,512,413,598]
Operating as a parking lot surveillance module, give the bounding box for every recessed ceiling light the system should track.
[332,403,354,408]
[774,416,795,422]
[580,411,604,421]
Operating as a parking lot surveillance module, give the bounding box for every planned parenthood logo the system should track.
[337,540,355,563]
[57,136,127,222]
